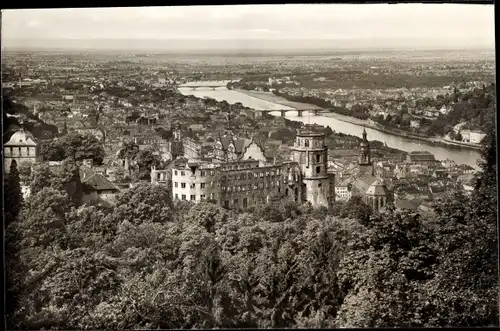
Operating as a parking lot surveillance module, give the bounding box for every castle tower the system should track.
[358,128,374,176]
[292,130,335,207]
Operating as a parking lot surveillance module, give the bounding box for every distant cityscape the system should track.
[3,4,497,330]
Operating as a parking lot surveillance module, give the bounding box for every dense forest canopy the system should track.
[4,125,498,329]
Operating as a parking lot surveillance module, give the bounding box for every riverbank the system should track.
[234,88,323,110]
[319,111,483,151]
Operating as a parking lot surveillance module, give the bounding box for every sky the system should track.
[1,4,495,51]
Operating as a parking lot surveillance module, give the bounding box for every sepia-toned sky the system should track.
[1,4,495,50]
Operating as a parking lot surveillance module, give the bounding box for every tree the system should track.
[109,183,173,225]
[118,141,140,160]
[30,160,82,204]
[183,202,230,233]
[422,127,498,327]
[134,149,162,181]
[18,161,33,185]
[4,160,23,226]
[336,211,437,327]
[339,196,372,225]
[41,133,105,165]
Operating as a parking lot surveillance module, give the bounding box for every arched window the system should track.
[316,154,320,162]
[305,140,309,147]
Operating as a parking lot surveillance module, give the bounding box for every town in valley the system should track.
[2,4,498,330]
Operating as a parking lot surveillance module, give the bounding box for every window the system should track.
[318,183,322,188]
[190,195,196,201]
[224,200,229,208]
[241,173,245,180]
[175,194,179,200]
[201,194,206,200]
[243,198,248,208]
[316,166,321,174]
[201,171,205,176]
[234,199,239,206]
[305,140,309,147]
[18,147,22,155]
[27,148,30,156]
[316,154,320,162]
[181,171,185,176]
[174,182,178,188]
[190,183,195,189]
[222,186,226,192]
[182,194,186,201]
[200,183,206,189]
[260,172,264,178]
[181,183,186,188]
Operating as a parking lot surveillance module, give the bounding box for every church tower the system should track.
[358,128,374,176]
[292,130,335,208]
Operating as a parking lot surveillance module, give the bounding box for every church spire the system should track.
[359,128,371,166]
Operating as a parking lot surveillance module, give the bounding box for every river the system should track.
[178,87,481,168]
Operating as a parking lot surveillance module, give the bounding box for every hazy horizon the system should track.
[1,4,495,52]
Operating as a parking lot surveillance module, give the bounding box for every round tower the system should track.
[292,130,333,207]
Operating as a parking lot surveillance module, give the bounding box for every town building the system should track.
[406,151,437,164]
[213,135,266,163]
[80,160,120,206]
[468,130,487,144]
[3,128,40,172]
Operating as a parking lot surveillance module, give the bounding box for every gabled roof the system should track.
[395,198,421,211]
[234,138,252,154]
[354,174,377,193]
[80,166,119,193]
[219,136,232,150]
[366,179,389,196]
[4,129,37,146]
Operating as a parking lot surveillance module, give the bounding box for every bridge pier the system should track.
[311,109,319,116]
[297,110,303,117]
[280,110,287,117]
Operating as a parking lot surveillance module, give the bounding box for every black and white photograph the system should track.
[2,3,498,329]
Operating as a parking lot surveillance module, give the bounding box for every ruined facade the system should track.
[153,130,335,209]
